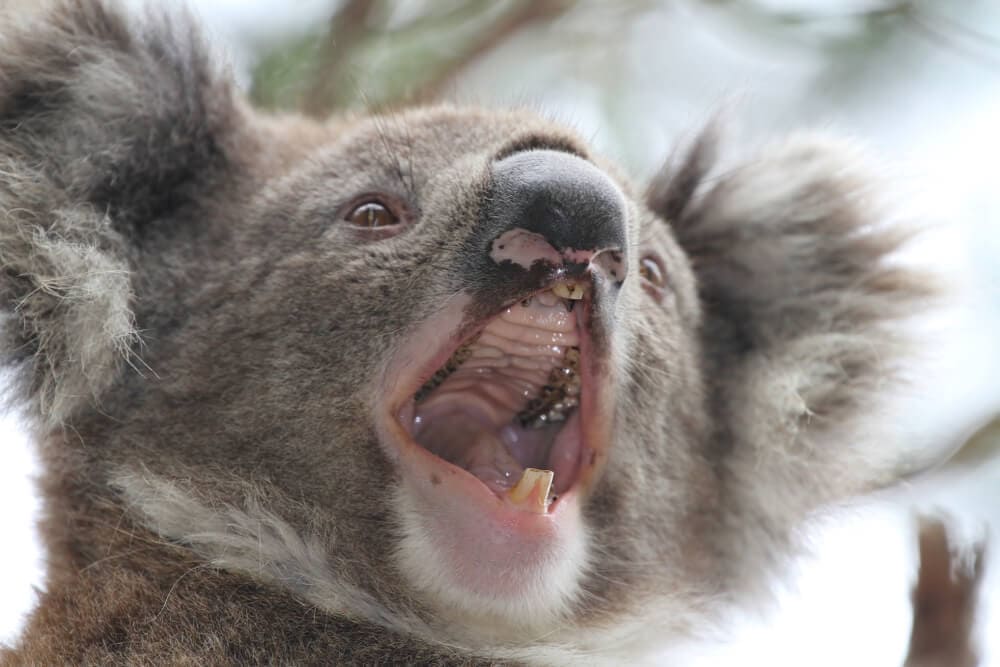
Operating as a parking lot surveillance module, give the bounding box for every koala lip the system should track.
[376,285,611,522]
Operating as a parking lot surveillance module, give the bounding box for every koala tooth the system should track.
[552,282,586,301]
[506,468,554,514]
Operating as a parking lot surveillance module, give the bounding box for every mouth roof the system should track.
[404,283,589,514]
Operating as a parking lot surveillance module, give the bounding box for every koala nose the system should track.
[485,150,628,284]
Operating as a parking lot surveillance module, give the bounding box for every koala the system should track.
[0,2,934,664]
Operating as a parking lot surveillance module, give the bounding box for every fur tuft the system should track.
[0,0,239,425]
[649,131,938,596]
[0,188,135,425]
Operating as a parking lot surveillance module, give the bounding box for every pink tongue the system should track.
[413,408,523,492]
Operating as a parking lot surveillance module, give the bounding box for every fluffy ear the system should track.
[0,1,240,426]
[648,130,935,510]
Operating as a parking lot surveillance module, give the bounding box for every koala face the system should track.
[106,107,714,634]
[1,3,933,661]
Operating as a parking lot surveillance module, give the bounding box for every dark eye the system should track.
[345,200,399,228]
[639,255,666,289]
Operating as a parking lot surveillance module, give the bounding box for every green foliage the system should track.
[249,0,573,116]
[251,32,324,111]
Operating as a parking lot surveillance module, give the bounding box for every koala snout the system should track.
[484,149,628,285]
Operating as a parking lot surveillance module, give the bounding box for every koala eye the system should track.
[344,199,400,229]
[639,255,666,288]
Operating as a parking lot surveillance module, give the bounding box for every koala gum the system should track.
[411,289,582,498]
[413,334,480,403]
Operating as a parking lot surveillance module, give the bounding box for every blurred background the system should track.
[2,1,999,664]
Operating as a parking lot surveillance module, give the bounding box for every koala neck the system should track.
[108,467,648,660]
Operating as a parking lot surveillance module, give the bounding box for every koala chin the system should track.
[1,1,935,664]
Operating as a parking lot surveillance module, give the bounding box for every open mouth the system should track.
[385,280,602,516]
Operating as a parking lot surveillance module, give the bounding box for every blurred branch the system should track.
[255,0,522,115]
[944,416,1000,469]
[282,0,576,116]
[702,0,913,27]
[904,9,1000,73]
[412,0,575,103]
[382,3,491,42]
[301,0,378,117]
[903,516,986,667]
[251,0,1000,118]
[703,0,1000,75]
[919,7,1000,48]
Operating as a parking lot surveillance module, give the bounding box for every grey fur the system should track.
[1,2,934,663]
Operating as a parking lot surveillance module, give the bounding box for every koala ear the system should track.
[0,2,241,426]
[647,129,935,502]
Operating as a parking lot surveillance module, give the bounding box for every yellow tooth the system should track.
[552,282,586,300]
[507,468,554,514]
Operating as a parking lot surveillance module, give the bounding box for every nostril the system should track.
[490,228,562,271]
[593,250,625,284]
[489,229,627,285]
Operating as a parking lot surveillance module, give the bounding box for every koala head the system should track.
[1,2,933,660]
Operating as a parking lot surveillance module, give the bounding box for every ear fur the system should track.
[648,129,936,516]
[0,1,239,426]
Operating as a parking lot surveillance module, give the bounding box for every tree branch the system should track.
[413,0,575,104]
[301,0,378,117]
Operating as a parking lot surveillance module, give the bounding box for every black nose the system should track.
[483,149,628,283]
